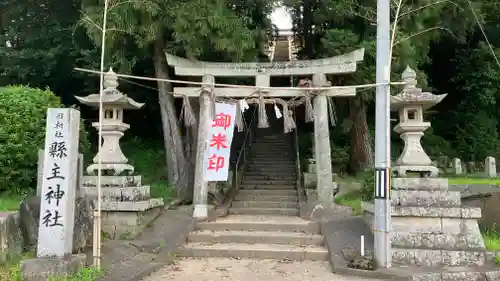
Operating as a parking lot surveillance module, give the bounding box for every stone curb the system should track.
[96,206,195,281]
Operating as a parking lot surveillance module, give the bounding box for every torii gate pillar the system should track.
[312,73,335,204]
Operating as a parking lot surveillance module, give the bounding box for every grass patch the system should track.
[150,180,174,202]
[0,251,34,281]
[0,196,21,211]
[483,229,500,264]
[448,177,500,185]
[335,190,363,215]
[122,137,174,202]
[47,267,102,281]
[0,250,102,281]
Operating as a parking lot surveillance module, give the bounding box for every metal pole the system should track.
[374,0,392,268]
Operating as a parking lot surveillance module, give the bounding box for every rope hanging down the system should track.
[175,76,360,133]
[257,94,270,128]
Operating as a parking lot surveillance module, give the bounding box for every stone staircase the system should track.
[177,131,329,261]
[231,132,298,216]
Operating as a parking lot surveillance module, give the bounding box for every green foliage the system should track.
[359,169,375,202]
[334,190,363,215]
[79,0,274,70]
[331,144,349,166]
[5,265,102,281]
[0,86,90,195]
[422,128,454,159]
[47,267,102,281]
[297,132,312,159]
[122,137,174,201]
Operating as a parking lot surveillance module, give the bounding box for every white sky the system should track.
[271,6,292,30]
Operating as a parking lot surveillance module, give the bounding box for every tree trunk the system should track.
[185,98,199,197]
[347,97,373,174]
[152,39,191,201]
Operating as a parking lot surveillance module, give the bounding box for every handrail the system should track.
[293,107,302,190]
[234,107,258,187]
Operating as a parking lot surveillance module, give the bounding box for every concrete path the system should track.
[140,257,383,281]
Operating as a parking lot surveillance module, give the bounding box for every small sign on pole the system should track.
[37,108,80,257]
[203,103,237,181]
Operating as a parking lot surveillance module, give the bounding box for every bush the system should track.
[0,86,90,195]
[359,168,375,201]
[331,143,349,166]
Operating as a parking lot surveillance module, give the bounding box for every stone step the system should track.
[246,163,295,167]
[391,248,486,267]
[391,206,481,219]
[246,165,296,169]
[392,190,461,207]
[234,194,298,202]
[250,150,293,153]
[177,242,328,261]
[245,172,297,176]
[237,189,297,196]
[243,175,297,180]
[244,172,296,177]
[246,168,296,172]
[391,232,485,250]
[240,185,296,190]
[246,169,297,174]
[392,178,449,190]
[196,215,320,233]
[251,145,291,149]
[248,163,296,166]
[187,230,323,246]
[241,180,296,185]
[230,207,299,216]
[250,149,292,153]
[410,266,500,281]
[249,154,294,157]
[247,161,295,165]
[231,201,298,209]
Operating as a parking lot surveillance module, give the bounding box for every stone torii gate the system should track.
[166,49,365,220]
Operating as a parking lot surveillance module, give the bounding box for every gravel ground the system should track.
[140,257,382,281]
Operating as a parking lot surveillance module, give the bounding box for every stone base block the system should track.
[391,232,485,250]
[362,202,483,235]
[100,199,164,239]
[84,185,150,202]
[303,173,316,189]
[303,173,338,189]
[391,206,482,219]
[392,248,485,267]
[81,175,142,188]
[393,165,439,177]
[305,189,317,202]
[307,163,316,174]
[391,189,461,207]
[20,254,86,281]
[392,177,449,190]
[413,270,500,281]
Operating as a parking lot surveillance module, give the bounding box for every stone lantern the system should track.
[390,66,447,177]
[76,68,163,238]
[76,69,143,175]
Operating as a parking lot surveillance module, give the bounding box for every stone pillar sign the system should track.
[390,66,447,177]
[22,108,86,281]
[37,108,80,257]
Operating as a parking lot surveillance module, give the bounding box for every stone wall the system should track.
[0,211,22,265]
